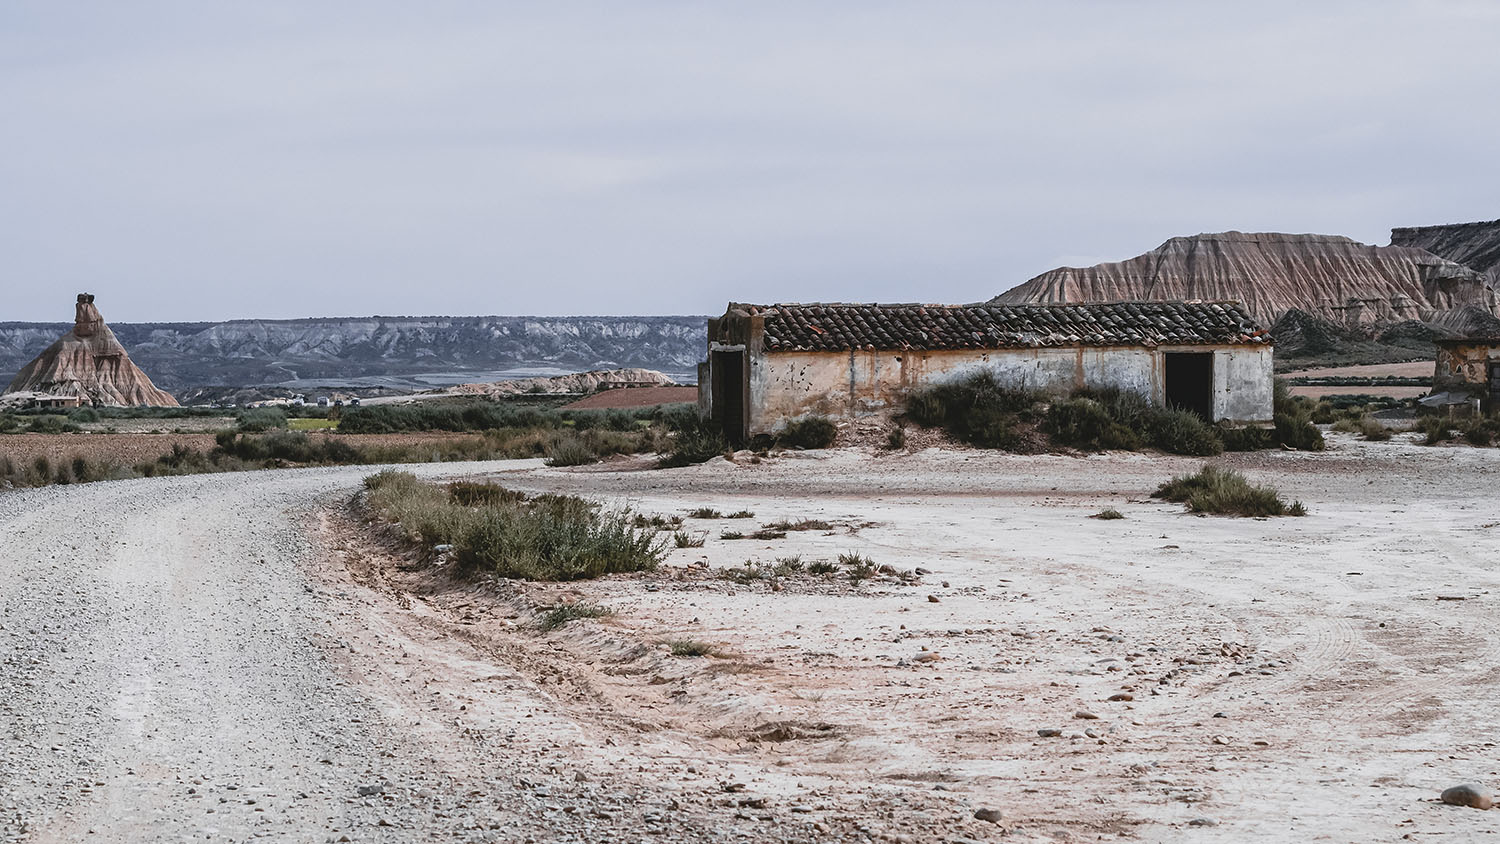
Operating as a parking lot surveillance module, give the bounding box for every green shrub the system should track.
[1274,413,1326,451]
[904,373,1045,450]
[686,507,722,519]
[364,471,668,580]
[1091,509,1125,520]
[765,518,834,532]
[339,402,553,434]
[886,424,906,450]
[449,481,527,507]
[807,560,840,575]
[657,408,729,468]
[1359,417,1392,441]
[536,603,613,632]
[68,408,100,423]
[1220,425,1274,451]
[236,407,288,432]
[726,510,755,519]
[1045,397,1141,451]
[1146,407,1224,456]
[544,438,599,467]
[1421,417,1453,445]
[776,416,837,449]
[668,639,715,657]
[839,552,877,583]
[673,530,706,548]
[1152,465,1306,517]
[25,415,81,434]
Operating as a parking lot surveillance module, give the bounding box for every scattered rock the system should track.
[1440,783,1494,809]
[1036,729,1062,738]
[927,595,940,603]
[356,783,384,797]
[1107,693,1133,702]
[972,807,1003,823]
[914,651,940,663]
[1188,817,1219,827]
[1074,710,1099,720]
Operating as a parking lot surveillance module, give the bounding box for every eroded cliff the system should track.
[991,231,1494,328]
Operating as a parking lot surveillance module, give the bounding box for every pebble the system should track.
[1440,783,1494,810]
[972,807,1002,823]
[927,595,940,603]
[1074,710,1099,720]
[1107,693,1133,702]
[1036,729,1062,737]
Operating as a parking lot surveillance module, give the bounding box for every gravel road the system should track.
[0,462,733,844]
[6,438,1500,843]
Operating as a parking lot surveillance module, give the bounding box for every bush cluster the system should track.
[1422,414,1500,447]
[774,415,838,449]
[1045,388,1225,456]
[363,470,667,580]
[236,407,289,432]
[656,405,728,468]
[1152,465,1307,517]
[906,373,1046,450]
[0,454,118,487]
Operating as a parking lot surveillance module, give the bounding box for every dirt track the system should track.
[3,437,1500,842]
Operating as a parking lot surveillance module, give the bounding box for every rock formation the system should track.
[1390,219,1500,295]
[990,231,1493,328]
[6,294,178,406]
[435,368,677,398]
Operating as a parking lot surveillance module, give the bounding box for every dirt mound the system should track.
[992,231,1491,328]
[5,294,177,406]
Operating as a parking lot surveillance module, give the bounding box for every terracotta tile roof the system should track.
[744,302,1269,352]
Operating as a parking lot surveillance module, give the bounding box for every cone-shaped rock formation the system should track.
[6,294,178,406]
[991,231,1495,328]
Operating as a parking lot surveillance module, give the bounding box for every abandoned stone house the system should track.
[1430,337,1500,411]
[698,301,1274,442]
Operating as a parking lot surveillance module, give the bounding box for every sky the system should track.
[3,1,1498,322]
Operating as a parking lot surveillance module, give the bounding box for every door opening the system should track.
[1488,361,1500,409]
[711,350,747,445]
[1164,352,1215,421]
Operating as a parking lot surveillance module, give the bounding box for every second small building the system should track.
[698,301,1274,442]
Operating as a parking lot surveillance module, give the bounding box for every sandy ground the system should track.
[4,438,1500,841]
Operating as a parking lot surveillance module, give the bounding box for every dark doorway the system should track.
[711,350,747,445]
[1165,353,1215,421]
[1488,361,1500,409]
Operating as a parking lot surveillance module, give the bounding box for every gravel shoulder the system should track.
[3,436,1500,842]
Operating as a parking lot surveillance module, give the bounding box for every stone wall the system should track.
[737,344,1273,435]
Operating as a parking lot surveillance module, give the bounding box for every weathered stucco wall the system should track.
[1216,346,1275,424]
[743,345,1273,435]
[1434,342,1500,393]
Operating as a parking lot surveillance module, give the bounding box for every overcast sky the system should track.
[3,1,1497,322]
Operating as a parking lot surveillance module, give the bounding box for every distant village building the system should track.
[698,301,1274,442]
[1429,337,1500,412]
